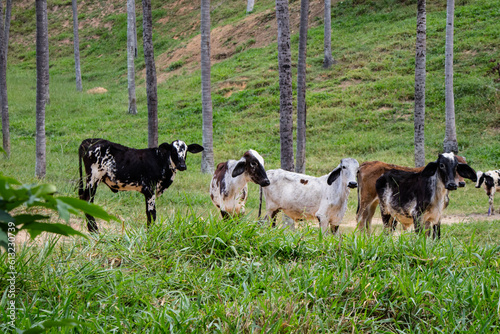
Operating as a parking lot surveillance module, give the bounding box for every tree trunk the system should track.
[72,0,82,92]
[295,0,309,174]
[443,0,458,154]
[246,0,255,14]
[142,0,158,148]
[127,0,137,114]
[0,0,12,157]
[35,0,49,178]
[276,0,294,172]
[200,0,214,174]
[414,0,426,167]
[323,0,335,68]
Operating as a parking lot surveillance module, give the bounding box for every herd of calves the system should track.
[77,138,500,239]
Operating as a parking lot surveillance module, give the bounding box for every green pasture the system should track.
[1,0,500,332]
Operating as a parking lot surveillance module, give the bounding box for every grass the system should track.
[1,0,500,331]
[2,215,500,332]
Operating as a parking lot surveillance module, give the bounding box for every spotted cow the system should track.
[375,153,477,238]
[210,150,270,218]
[475,170,500,215]
[78,138,203,232]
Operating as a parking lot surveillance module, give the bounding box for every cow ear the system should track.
[232,161,246,178]
[421,162,438,177]
[457,163,477,182]
[327,166,341,185]
[187,144,204,154]
[159,143,171,151]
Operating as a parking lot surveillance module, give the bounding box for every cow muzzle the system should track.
[446,183,458,191]
[348,181,358,189]
[459,181,466,188]
[260,178,271,187]
[177,163,187,171]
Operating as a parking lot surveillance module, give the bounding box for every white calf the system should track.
[261,158,359,233]
[476,170,500,215]
[210,150,270,218]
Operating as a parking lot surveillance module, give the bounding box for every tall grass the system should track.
[2,215,499,332]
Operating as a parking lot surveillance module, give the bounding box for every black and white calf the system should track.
[78,138,203,232]
[475,170,500,215]
[261,158,359,234]
[376,153,477,238]
[210,150,270,218]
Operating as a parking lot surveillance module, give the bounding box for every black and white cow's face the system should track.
[423,153,477,191]
[327,158,359,187]
[231,149,270,187]
[161,140,204,171]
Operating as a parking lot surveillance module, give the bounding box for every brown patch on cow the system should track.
[213,161,229,195]
[300,179,308,185]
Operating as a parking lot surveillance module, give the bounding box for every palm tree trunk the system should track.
[323,0,335,68]
[0,0,9,156]
[35,0,49,178]
[246,0,255,14]
[142,0,158,148]
[127,0,137,114]
[276,0,294,172]
[443,0,458,154]
[200,0,214,174]
[72,0,82,92]
[414,0,426,167]
[295,0,309,174]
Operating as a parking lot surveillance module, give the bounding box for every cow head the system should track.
[232,150,270,187]
[327,158,359,188]
[160,140,204,171]
[422,153,477,191]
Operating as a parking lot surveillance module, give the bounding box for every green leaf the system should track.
[12,214,49,225]
[0,209,14,223]
[0,229,8,250]
[20,222,88,240]
[17,318,84,334]
[30,184,57,198]
[56,197,119,222]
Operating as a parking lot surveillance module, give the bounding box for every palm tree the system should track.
[0,0,12,157]
[35,0,49,178]
[443,0,458,153]
[127,0,137,114]
[295,0,309,173]
[200,0,214,174]
[414,0,426,167]
[72,0,82,91]
[323,0,335,68]
[276,0,294,172]
[142,0,158,148]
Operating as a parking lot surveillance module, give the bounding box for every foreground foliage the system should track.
[1,214,499,333]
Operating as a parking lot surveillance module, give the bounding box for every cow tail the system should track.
[78,144,85,198]
[258,186,263,218]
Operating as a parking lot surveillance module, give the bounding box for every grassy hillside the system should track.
[1,0,500,332]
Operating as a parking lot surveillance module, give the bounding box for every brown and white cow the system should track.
[475,170,500,215]
[78,138,203,232]
[356,155,469,234]
[210,150,270,218]
[375,153,477,238]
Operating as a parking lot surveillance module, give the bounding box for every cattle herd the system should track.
[78,138,499,239]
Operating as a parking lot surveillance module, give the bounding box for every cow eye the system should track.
[250,162,257,168]
[342,166,346,169]
[440,163,445,170]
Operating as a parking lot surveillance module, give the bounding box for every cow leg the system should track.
[143,190,156,227]
[488,194,495,216]
[357,200,379,233]
[432,223,441,240]
[380,213,393,233]
[82,175,99,233]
